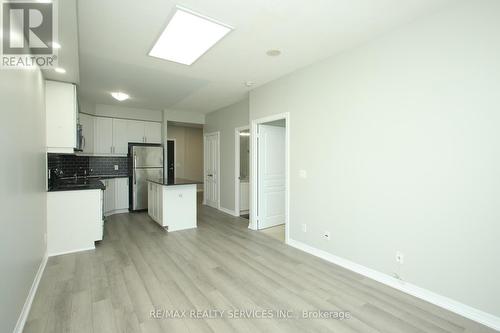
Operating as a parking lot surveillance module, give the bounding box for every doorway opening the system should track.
[166,139,175,182]
[235,126,250,219]
[251,113,289,243]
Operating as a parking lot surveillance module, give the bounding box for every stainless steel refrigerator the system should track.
[129,144,164,211]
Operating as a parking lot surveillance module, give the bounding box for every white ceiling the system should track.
[42,0,79,84]
[76,0,453,114]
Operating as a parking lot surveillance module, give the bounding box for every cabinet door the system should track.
[147,182,152,215]
[114,178,129,210]
[95,117,113,154]
[46,81,77,150]
[112,119,128,155]
[79,113,94,154]
[104,179,115,214]
[127,120,146,144]
[144,122,162,144]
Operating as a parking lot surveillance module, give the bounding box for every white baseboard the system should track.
[240,209,249,214]
[14,251,48,333]
[218,206,238,217]
[104,208,129,217]
[48,246,95,257]
[287,238,500,331]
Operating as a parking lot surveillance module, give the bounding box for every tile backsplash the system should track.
[48,154,129,178]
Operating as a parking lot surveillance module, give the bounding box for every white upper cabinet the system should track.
[46,81,77,153]
[127,120,146,144]
[95,117,113,154]
[144,122,162,143]
[112,119,129,155]
[85,115,162,156]
[79,113,95,154]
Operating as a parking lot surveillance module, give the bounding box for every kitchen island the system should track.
[147,178,200,231]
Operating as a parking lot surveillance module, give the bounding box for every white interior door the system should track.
[258,124,286,229]
[204,133,219,208]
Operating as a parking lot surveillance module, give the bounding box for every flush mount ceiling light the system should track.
[149,6,233,65]
[111,92,130,101]
[54,67,66,74]
[266,49,281,57]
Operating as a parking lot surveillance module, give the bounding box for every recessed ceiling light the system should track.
[111,92,130,101]
[54,67,66,74]
[50,42,61,49]
[266,49,281,57]
[244,81,255,87]
[149,6,233,65]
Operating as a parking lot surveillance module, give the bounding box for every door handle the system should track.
[134,154,137,185]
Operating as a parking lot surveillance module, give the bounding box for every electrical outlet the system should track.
[302,224,307,232]
[323,231,330,240]
[114,165,119,171]
[396,251,404,264]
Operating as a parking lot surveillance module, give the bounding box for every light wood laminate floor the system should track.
[259,224,285,242]
[24,201,495,333]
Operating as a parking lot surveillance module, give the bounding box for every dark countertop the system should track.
[48,179,106,192]
[47,175,129,192]
[147,177,201,186]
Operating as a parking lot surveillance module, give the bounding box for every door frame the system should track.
[203,131,220,209]
[250,112,290,244]
[166,138,176,179]
[234,125,250,216]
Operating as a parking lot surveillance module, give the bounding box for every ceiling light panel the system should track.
[149,7,232,65]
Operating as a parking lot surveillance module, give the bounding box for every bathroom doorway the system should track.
[235,126,250,219]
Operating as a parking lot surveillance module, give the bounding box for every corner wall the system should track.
[250,0,500,318]
[205,98,249,211]
[0,67,47,331]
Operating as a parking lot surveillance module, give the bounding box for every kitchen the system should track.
[45,80,202,256]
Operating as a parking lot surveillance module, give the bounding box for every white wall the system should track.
[0,68,47,331]
[167,125,204,182]
[205,98,249,211]
[250,0,500,318]
[163,108,205,125]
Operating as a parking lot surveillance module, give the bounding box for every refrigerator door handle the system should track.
[134,154,137,185]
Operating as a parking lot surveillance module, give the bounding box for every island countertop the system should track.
[147,177,202,186]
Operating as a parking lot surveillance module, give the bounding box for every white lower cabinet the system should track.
[103,177,129,216]
[47,189,103,256]
[148,182,197,231]
[148,181,163,223]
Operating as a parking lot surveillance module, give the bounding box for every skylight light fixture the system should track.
[111,92,130,101]
[149,6,233,65]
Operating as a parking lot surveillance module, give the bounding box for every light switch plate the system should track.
[299,170,307,179]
